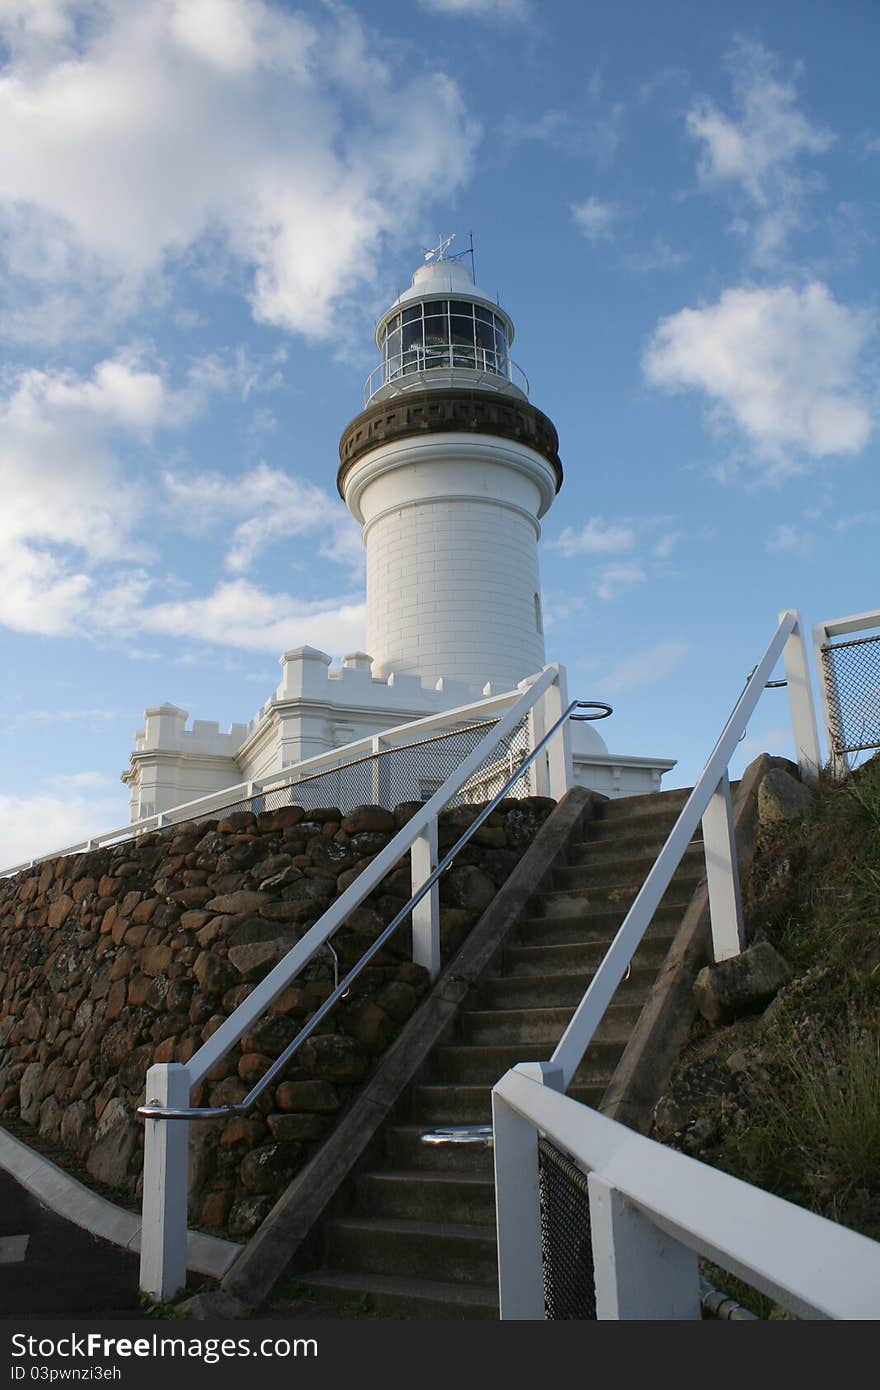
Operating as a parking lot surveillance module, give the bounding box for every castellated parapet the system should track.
[123,646,489,820]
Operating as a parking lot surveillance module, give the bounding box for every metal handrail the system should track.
[364,348,529,404]
[548,610,819,1089]
[138,700,611,1122]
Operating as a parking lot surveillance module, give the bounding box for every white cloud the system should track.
[643,282,874,475]
[555,517,635,556]
[571,197,620,243]
[652,530,682,560]
[162,462,363,575]
[419,0,528,19]
[0,783,129,867]
[594,563,645,602]
[600,641,691,695]
[686,39,834,262]
[138,580,366,656]
[0,347,243,635]
[0,0,479,343]
[766,522,812,554]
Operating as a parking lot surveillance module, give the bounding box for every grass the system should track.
[660,751,880,1308]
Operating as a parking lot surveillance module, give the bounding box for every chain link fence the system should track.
[538,1137,596,1320]
[159,714,535,832]
[819,632,880,758]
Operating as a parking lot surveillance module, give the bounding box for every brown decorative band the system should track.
[337,388,563,498]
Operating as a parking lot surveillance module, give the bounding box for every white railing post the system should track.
[588,1172,702,1319]
[410,818,440,980]
[371,736,382,804]
[542,666,573,802]
[139,1063,191,1300]
[780,610,821,785]
[701,770,745,962]
[813,619,841,778]
[493,1062,562,1320]
[526,695,550,798]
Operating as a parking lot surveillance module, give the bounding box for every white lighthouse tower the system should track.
[338,243,559,695]
[123,242,675,818]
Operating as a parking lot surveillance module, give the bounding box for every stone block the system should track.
[693,942,791,1025]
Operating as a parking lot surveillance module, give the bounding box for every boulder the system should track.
[205,890,271,915]
[341,805,397,835]
[228,938,292,981]
[443,864,495,913]
[757,769,813,825]
[87,1097,138,1188]
[299,1032,368,1083]
[693,942,791,1025]
[194,950,239,996]
[239,1142,302,1194]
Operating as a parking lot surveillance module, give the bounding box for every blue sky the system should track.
[0,0,877,863]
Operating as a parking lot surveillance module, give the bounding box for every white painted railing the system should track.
[0,682,549,878]
[491,610,838,1318]
[138,664,575,1300]
[547,609,819,1091]
[492,1066,880,1319]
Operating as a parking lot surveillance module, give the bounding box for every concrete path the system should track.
[0,1168,144,1318]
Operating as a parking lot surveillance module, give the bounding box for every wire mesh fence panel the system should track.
[152,714,538,837]
[820,633,880,756]
[538,1137,596,1320]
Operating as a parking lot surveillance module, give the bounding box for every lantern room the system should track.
[365,254,527,403]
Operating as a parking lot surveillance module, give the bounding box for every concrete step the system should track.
[296,1269,499,1320]
[568,831,703,865]
[410,1081,605,1123]
[324,1216,498,1284]
[516,905,682,947]
[579,809,689,842]
[503,934,675,978]
[460,1002,641,1046]
[475,967,656,1009]
[598,787,692,820]
[553,843,704,891]
[531,876,699,919]
[385,1124,496,1174]
[429,1041,623,1086]
[354,1171,497,1225]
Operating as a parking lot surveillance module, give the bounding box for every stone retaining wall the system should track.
[0,796,554,1239]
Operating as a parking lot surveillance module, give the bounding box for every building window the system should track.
[534,593,543,635]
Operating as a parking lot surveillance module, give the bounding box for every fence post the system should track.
[370,736,382,804]
[527,693,550,798]
[493,1062,563,1320]
[410,818,440,980]
[139,1063,191,1301]
[542,667,573,802]
[701,770,745,962]
[780,611,821,785]
[587,1172,701,1319]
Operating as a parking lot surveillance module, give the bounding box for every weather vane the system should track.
[423,233,456,263]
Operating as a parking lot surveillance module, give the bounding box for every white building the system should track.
[122,249,674,819]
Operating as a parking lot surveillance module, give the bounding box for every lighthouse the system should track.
[338,243,561,695]
[123,242,675,818]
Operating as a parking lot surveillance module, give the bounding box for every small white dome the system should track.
[570,717,610,758]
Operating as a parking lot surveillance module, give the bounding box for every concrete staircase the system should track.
[295,785,701,1318]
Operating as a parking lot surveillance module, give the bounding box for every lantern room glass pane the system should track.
[402,319,423,351]
[401,305,421,323]
[384,329,401,375]
[423,313,448,346]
